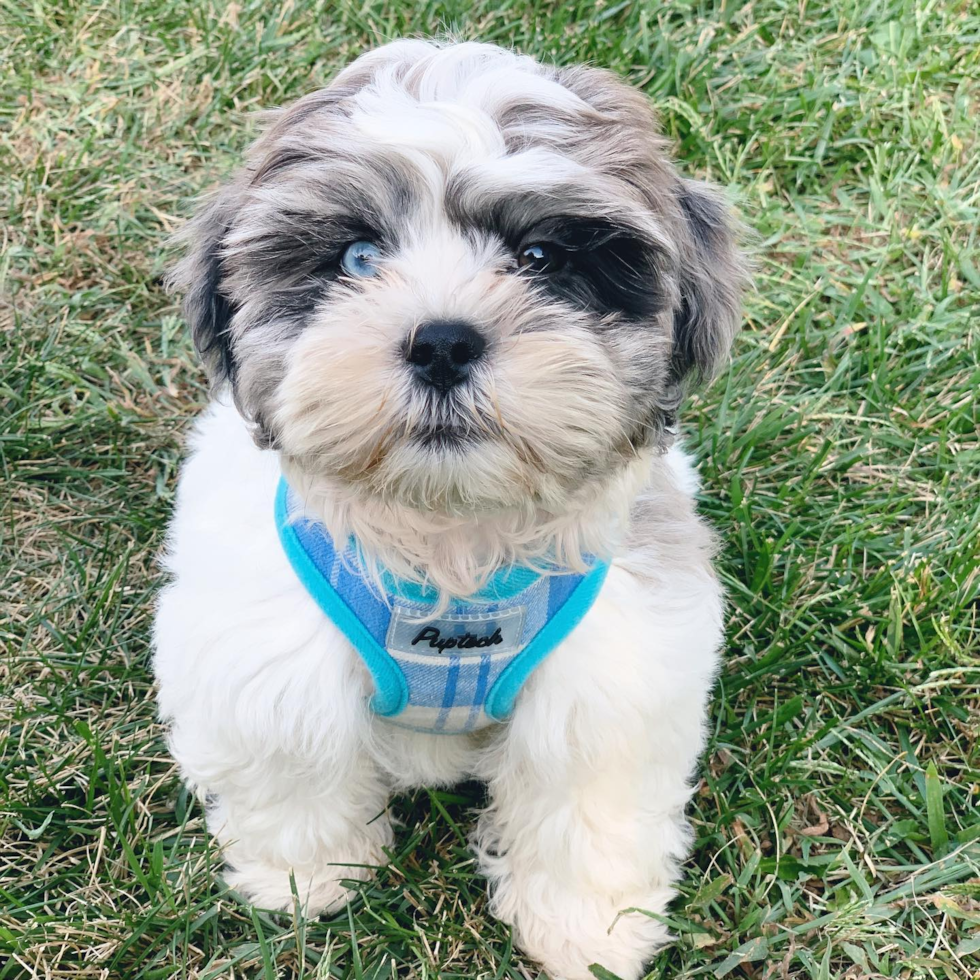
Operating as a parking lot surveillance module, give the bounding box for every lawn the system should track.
[2,0,979,978]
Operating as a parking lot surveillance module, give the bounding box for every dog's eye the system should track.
[341,240,383,278]
[517,243,566,274]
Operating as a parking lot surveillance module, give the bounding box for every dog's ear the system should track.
[167,192,239,387]
[670,180,746,386]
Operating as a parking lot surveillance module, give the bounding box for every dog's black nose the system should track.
[405,320,486,392]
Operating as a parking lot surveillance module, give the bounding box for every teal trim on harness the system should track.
[275,477,610,732]
[484,558,609,721]
[275,479,408,715]
[380,561,543,605]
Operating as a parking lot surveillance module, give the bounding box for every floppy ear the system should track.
[670,180,746,385]
[167,193,239,386]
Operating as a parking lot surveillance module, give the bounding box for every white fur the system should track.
[156,38,743,980]
[153,399,723,979]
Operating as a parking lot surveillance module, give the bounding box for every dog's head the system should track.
[173,40,745,517]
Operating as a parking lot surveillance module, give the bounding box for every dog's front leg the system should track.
[208,743,394,916]
[166,680,393,916]
[475,573,719,980]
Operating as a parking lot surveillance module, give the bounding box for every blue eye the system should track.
[341,240,383,278]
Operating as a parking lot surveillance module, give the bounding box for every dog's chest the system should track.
[276,478,610,736]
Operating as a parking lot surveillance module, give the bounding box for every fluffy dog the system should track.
[153,38,745,980]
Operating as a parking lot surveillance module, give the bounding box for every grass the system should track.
[2,0,979,977]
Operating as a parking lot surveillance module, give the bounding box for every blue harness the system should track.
[275,479,610,735]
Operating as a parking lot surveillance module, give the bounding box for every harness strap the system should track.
[275,478,609,733]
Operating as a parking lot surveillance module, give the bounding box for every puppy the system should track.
[153,39,745,980]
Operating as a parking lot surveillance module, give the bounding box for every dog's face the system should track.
[174,40,744,516]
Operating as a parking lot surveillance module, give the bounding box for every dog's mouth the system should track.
[414,423,486,451]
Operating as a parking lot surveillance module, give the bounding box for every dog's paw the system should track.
[492,878,673,980]
[223,853,378,916]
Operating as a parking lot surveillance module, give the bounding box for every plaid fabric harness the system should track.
[275,479,610,735]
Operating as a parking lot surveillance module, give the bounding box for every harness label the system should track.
[386,604,526,658]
